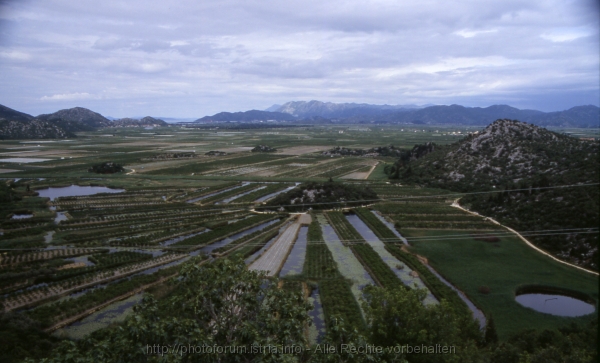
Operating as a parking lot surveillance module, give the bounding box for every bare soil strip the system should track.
[249,214,311,276]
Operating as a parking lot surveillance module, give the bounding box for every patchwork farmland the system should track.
[0,124,597,349]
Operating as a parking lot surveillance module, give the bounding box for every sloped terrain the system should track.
[389,119,599,269]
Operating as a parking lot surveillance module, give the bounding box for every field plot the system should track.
[249,214,310,276]
[279,226,308,277]
[405,229,599,339]
[317,214,374,308]
[345,213,437,304]
[0,123,596,352]
[374,201,500,230]
[1,252,186,311]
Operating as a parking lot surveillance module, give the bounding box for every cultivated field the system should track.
[0,124,596,344]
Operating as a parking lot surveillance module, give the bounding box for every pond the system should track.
[279,226,308,277]
[37,185,125,201]
[515,293,595,317]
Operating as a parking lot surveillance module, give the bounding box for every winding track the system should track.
[451,199,599,276]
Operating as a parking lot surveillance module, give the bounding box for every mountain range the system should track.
[0,101,598,139]
[268,101,599,127]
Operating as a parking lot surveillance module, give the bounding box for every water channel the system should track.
[345,214,438,305]
[279,226,308,277]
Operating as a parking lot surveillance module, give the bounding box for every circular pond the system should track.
[515,293,595,317]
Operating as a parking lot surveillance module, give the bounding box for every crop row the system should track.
[326,212,403,289]
[374,202,461,215]
[59,218,213,245]
[88,251,152,266]
[303,219,339,279]
[60,212,206,233]
[1,253,186,311]
[38,251,153,283]
[171,214,279,248]
[0,248,105,266]
[281,158,361,178]
[181,182,242,202]
[27,262,186,328]
[351,244,405,289]
[210,219,288,255]
[318,279,366,332]
[201,184,261,204]
[232,184,292,203]
[65,204,205,219]
[312,162,373,179]
[61,207,217,227]
[229,229,281,259]
[384,244,471,316]
[393,220,496,230]
[353,208,398,241]
[275,159,344,178]
[147,153,287,175]
[389,213,488,222]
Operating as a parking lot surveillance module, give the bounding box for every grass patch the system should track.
[403,229,599,340]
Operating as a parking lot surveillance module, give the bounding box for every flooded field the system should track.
[37,185,124,201]
[318,215,374,305]
[279,226,308,277]
[53,294,144,339]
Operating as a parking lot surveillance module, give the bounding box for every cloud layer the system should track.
[0,0,598,117]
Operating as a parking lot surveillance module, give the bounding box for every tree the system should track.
[485,316,499,345]
[29,258,312,363]
[361,285,483,363]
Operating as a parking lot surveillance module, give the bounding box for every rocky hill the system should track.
[112,116,167,127]
[389,119,599,270]
[0,118,74,139]
[0,104,114,139]
[37,107,111,128]
[0,104,34,122]
[391,119,597,190]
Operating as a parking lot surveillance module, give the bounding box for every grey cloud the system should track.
[0,0,597,117]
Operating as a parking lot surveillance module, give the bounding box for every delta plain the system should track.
[0,104,598,363]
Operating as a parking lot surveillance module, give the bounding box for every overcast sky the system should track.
[0,0,598,118]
